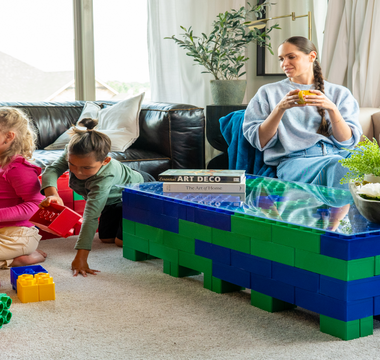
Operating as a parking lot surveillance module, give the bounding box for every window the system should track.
[0,1,75,102]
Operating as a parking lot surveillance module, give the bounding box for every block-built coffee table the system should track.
[121,176,380,340]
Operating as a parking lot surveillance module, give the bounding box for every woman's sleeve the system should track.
[329,89,362,149]
[242,88,278,151]
[0,165,44,222]
[40,147,69,194]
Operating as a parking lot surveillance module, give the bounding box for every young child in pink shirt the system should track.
[0,107,47,268]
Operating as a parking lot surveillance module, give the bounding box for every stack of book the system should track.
[158,169,246,194]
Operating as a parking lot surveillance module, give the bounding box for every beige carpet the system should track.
[1,235,380,360]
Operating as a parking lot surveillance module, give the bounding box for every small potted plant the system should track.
[165,1,280,105]
[339,137,380,223]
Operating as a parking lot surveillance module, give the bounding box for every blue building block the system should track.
[374,296,380,316]
[148,212,179,233]
[163,199,181,218]
[320,232,380,260]
[186,205,195,222]
[320,275,380,301]
[272,262,320,292]
[123,204,150,225]
[195,240,231,265]
[295,287,373,322]
[231,250,272,278]
[212,262,251,288]
[251,273,295,304]
[10,265,48,292]
[194,207,232,231]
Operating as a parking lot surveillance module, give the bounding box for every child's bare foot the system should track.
[115,237,123,248]
[10,250,47,267]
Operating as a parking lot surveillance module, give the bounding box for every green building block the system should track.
[360,316,373,337]
[251,238,295,266]
[272,223,322,253]
[179,220,212,242]
[123,246,148,261]
[320,315,360,340]
[0,294,11,310]
[170,263,201,278]
[124,234,149,254]
[149,242,178,262]
[231,214,271,242]
[212,277,244,294]
[0,317,3,329]
[251,290,295,312]
[136,223,164,244]
[295,249,375,281]
[178,251,212,274]
[375,256,380,276]
[163,260,171,275]
[73,191,84,200]
[122,219,136,236]
[163,231,195,253]
[212,228,250,254]
[0,310,12,325]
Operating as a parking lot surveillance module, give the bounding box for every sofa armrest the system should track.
[359,107,380,141]
[133,102,205,169]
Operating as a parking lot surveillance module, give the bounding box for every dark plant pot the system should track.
[349,182,380,224]
[210,80,247,105]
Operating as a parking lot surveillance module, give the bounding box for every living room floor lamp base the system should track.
[210,80,247,105]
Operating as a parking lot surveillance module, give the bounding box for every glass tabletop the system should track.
[120,175,380,236]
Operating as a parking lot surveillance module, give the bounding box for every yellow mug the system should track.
[297,90,313,104]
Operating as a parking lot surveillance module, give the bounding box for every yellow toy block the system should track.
[17,274,39,303]
[35,273,55,301]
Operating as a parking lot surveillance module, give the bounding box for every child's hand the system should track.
[71,249,100,277]
[39,195,64,208]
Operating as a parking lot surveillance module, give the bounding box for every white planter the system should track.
[364,174,380,183]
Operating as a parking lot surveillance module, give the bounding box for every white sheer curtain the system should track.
[147,0,245,164]
[321,0,380,107]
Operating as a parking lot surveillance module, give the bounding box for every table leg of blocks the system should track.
[122,189,380,341]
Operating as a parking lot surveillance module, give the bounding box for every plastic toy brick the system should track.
[178,251,212,274]
[251,238,295,267]
[320,274,380,301]
[194,207,232,232]
[212,261,250,288]
[10,265,48,292]
[272,262,320,292]
[136,223,164,244]
[29,203,83,238]
[125,234,149,254]
[0,294,12,309]
[17,274,39,303]
[212,228,250,254]
[321,232,380,260]
[123,204,150,226]
[231,215,271,242]
[295,287,373,322]
[148,212,179,233]
[35,273,55,301]
[73,191,84,201]
[251,273,295,304]
[0,309,12,325]
[251,290,295,313]
[211,276,244,294]
[195,240,231,265]
[73,200,86,215]
[163,231,194,253]
[149,242,178,263]
[178,220,212,243]
[231,250,272,278]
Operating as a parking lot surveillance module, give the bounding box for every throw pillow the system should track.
[44,102,100,150]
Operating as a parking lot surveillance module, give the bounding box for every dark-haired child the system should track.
[40,119,155,277]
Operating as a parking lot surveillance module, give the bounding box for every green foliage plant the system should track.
[339,136,380,184]
[165,1,280,80]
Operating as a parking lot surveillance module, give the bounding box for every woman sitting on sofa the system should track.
[242,36,362,189]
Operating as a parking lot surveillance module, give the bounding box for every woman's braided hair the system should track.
[282,36,330,137]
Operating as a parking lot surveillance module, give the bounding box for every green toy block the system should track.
[295,249,375,281]
[149,242,178,262]
[203,272,213,291]
[163,260,171,275]
[272,224,322,253]
[170,263,201,278]
[360,316,373,337]
[73,191,84,200]
[122,219,136,236]
[212,228,250,254]
[163,231,195,253]
[123,246,148,261]
[251,238,295,266]
[320,315,360,340]
[178,220,212,242]
[124,234,149,254]
[212,277,244,294]
[0,294,12,310]
[375,256,380,276]
[251,290,295,312]
[231,214,271,242]
[0,310,12,325]
[135,223,164,244]
[179,251,212,274]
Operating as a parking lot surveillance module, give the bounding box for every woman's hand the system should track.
[304,90,337,112]
[277,89,306,110]
[71,249,100,277]
[39,195,64,208]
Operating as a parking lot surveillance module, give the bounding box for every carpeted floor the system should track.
[1,235,380,360]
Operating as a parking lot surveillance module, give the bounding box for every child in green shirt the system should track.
[40,119,154,277]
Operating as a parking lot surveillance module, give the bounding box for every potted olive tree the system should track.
[165,1,280,105]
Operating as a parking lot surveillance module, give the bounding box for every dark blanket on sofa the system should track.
[219,110,276,177]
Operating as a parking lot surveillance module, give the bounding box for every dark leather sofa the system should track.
[0,101,206,178]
